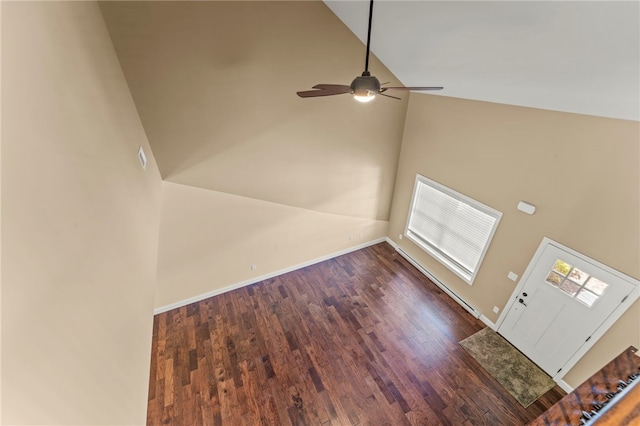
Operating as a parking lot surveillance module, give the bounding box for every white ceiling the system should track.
[325,0,640,121]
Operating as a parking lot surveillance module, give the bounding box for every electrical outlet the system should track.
[250,264,257,271]
[493,306,499,314]
[398,234,403,240]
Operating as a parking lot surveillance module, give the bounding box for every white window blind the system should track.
[405,175,502,284]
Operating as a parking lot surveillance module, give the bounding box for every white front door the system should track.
[498,238,638,377]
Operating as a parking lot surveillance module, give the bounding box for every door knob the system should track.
[518,298,528,306]
[522,292,528,297]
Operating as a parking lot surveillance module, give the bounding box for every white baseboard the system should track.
[479,314,497,330]
[390,238,576,393]
[385,236,399,250]
[556,379,574,393]
[394,246,481,319]
[154,237,387,315]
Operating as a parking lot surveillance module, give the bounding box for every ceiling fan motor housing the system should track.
[350,74,381,96]
[296,0,442,100]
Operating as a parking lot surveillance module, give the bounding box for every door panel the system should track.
[498,241,636,376]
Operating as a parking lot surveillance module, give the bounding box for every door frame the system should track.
[495,237,639,383]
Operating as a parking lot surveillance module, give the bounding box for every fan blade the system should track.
[382,86,443,91]
[297,84,351,98]
[312,84,351,91]
[379,92,402,100]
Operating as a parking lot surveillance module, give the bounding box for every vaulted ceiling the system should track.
[100,0,639,225]
[326,0,639,121]
[100,1,409,221]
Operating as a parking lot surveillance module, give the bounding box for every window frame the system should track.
[404,174,502,285]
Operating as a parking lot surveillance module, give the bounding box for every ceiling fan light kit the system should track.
[297,0,443,102]
[351,72,380,102]
[353,93,376,103]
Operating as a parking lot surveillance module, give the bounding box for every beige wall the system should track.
[99,1,407,221]
[100,1,407,309]
[388,93,640,387]
[156,182,389,309]
[0,1,3,417]
[1,2,162,424]
[2,7,633,425]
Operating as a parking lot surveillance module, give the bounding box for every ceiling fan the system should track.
[297,0,443,103]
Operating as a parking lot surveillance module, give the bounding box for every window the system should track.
[545,259,609,307]
[404,175,502,285]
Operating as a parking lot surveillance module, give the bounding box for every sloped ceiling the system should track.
[326,0,639,121]
[100,1,408,221]
[101,0,638,223]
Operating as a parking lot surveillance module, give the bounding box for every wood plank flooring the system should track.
[147,242,565,425]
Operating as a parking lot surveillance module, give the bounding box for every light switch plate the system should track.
[507,271,518,281]
[137,146,147,170]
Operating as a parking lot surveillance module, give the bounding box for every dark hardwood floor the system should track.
[147,242,565,425]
